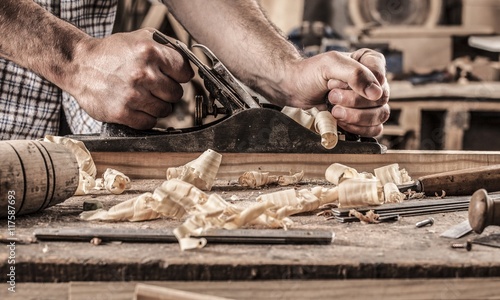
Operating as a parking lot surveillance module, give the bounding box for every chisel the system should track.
[397,164,500,196]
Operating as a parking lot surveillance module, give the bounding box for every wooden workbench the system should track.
[2,151,500,299]
[2,179,500,280]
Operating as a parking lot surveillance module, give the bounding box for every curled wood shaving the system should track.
[297,189,323,212]
[43,136,133,196]
[313,111,338,149]
[309,186,339,206]
[238,170,304,188]
[149,179,207,219]
[256,189,298,207]
[383,182,405,204]
[349,209,380,224]
[404,189,425,200]
[278,170,305,186]
[81,179,295,250]
[325,163,417,208]
[79,171,96,195]
[90,237,102,246]
[435,190,446,199]
[256,187,336,220]
[338,178,384,208]
[224,201,275,229]
[317,210,334,218]
[374,163,412,186]
[281,106,337,149]
[281,106,318,129]
[80,192,161,222]
[166,149,222,191]
[238,171,278,188]
[102,168,131,195]
[400,169,412,184]
[325,163,360,185]
[44,135,97,195]
[173,214,209,251]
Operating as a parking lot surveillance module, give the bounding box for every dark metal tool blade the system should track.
[472,233,500,248]
[440,220,473,239]
[33,227,334,245]
[73,107,386,154]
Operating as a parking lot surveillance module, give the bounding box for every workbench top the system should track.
[2,179,500,284]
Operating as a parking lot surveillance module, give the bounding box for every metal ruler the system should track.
[33,227,334,245]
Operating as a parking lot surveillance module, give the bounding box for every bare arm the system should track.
[163,0,390,136]
[0,0,193,130]
[163,0,301,105]
[0,0,87,90]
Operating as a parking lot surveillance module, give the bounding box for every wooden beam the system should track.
[66,279,500,300]
[91,150,500,180]
[134,283,233,300]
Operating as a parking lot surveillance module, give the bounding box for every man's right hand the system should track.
[69,28,194,129]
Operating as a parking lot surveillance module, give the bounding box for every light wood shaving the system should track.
[349,209,380,224]
[238,170,304,188]
[166,149,222,191]
[383,182,405,203]
[44,135,97,195]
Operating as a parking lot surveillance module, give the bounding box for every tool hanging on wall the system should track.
[72,31,385,154]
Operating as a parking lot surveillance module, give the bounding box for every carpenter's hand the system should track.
[70,28,194,129]
[286,48,390,137]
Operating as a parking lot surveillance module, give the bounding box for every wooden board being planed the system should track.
[91,150,500,180]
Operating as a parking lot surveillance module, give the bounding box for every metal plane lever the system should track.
[193,44,260,109]
[152,30,259,113]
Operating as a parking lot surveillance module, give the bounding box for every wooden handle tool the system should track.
[468,189,500,233]
[0,140,79,217]
[398,164,500,196]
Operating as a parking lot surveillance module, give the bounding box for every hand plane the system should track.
[74,31,386,154]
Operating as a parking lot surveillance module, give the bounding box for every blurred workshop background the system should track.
[114,0,500,151]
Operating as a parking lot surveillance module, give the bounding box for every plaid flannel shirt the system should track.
[0,0,117,139]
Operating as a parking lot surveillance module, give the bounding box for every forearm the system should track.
[163,0,303,105]
[0,0,90,91]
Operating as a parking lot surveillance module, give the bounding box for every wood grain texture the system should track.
[418,164,500,195]
[134,283,232,300]
[4,279,498,300]
[0,141,79,217]
[91,150,500,180]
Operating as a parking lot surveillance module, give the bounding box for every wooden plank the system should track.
[65,278,500,300]
[91,150,500,180]
[134,283,233,300]
[0,283,68,299]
